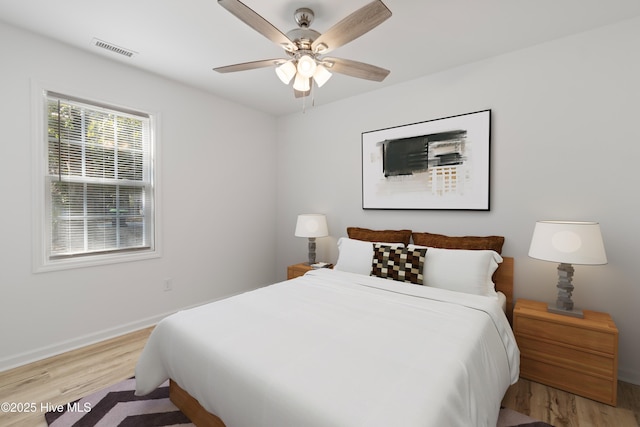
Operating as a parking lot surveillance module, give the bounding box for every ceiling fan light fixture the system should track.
[275,61,296,84]
[296,54,317,78]
[313,64,332,87]
[293,73,311,92]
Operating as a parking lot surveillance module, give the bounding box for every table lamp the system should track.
[295,214,329,265]
[528,220,607,318]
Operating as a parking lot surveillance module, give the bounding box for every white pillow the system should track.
[334,237,404,275]
[410,245,503,296]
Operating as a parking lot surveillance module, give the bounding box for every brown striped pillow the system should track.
[411,232,504,254]
[347,227,412,246]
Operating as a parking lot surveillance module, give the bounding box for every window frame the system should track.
[31,81,161,272]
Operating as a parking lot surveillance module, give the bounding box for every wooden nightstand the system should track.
[513,299,618,406]
[287,263,314,279]
[287,263,333,279]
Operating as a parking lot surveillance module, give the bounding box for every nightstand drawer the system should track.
[516,315,615,354]
[514,299,618,406]
[520,356,616,406]
[517,335,615,377]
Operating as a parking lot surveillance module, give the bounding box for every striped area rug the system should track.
[46,377,552,427]
[45,378,193,427]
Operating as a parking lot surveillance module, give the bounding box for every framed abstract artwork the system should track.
[362,110,491,210]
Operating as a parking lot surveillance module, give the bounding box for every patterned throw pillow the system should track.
[371,244,427,285]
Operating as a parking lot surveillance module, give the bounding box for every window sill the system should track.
[33,248,161,273]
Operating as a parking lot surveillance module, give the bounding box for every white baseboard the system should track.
[0,312,166,373]
[0,292,248,373]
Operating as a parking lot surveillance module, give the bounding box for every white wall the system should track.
[276,17,640,384]
[3,13,639,386]
[0,22,278,370]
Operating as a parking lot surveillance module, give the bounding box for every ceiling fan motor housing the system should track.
[287,8,321,52]
[294,8,314,28]
[286,28,320,52]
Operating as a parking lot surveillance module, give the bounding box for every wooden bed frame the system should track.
[494,256,514,324]
[169,256,515,427]
[170,380,226,427]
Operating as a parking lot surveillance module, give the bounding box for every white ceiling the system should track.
[2,0,640,116]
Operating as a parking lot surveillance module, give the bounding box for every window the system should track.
[35,90,157,270]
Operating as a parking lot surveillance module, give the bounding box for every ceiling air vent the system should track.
[92,38,136,58]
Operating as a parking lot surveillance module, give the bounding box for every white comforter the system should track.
[135,269,519,427]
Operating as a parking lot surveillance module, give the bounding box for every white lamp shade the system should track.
[313,64,332,87]
[296,54,317,78]
[528,221,607,265]
[275,61,296,84]
[293,73,310,92]
[295,214,328,238]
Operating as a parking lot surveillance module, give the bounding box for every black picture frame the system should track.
[362,110,491,210]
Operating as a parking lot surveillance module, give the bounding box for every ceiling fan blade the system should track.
[294,89,311,98]
[323,57,390,82]
[311,0,391,54]
[218,0,295,51]
[213,59,283,73]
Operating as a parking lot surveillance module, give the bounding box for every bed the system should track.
[135,230,519,427]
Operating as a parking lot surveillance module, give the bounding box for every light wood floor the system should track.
[0,327,153,427]
[1,326,639,427]
[502,378,639,426]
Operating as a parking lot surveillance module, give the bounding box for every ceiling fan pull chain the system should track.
[302,90,306,114]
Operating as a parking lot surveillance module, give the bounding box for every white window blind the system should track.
[44,92,155,261]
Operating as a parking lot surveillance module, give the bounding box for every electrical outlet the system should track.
[163,278,173,292]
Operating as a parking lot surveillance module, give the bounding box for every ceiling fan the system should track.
[213,0,392,98]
